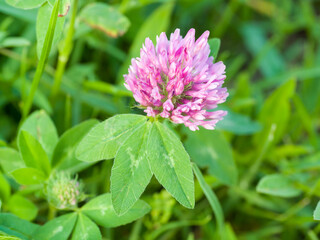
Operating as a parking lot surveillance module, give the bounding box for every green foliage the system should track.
[256,174,301,198]
[111,122,152,215]
[0,37,30,48]
[36,2,65,59]
[185,128,237,186]
[117,2,174,82]
[71,213,101,240]
[18,131,51,176]
[241,23,285,77]
[0,173,10,203]
[314,201,320,221]
[0,148,24,174]
[192,163,225,239]
[10,167,46,185]
[0,213,39,239]
[216,109,262,135]
[19,110,58,160]
[52,119,99,173]
[78,116,195,215]
[47,0,70,16]
[33,213,77,240]
[208,38,221,61]
[79,3,130,38]
[5,0,46,10]
[0,0,320,239]
[7,195,38,221]
[81,193,150,228]
[254,79,296,148]
[76,114,147,162]
[147,121,194,209]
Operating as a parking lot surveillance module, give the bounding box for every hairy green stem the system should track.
[51,0,78,98]
[48,205,57,220]
[22,0,61,120]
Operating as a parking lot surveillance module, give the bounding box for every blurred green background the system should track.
[0,0,320,239]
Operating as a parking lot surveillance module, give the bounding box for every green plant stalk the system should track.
[51,0,78,98]
[129,218,143,240]
[292,95,319,148]
[276,179,320,222]
[83,81,132,97]
[22,0,61,120]
[240,124,277,189]
[307,230,319,240]
[48,205,57,220]
[314,223,320,234]
[192,163,225,240]
[146,215,211,240]
[20,47,28,104]
[64,94,71,131]
[214,0,240,38]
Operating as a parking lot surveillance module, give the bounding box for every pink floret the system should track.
[124,28,228,131]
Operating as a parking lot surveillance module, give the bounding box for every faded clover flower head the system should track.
[124,28,228,131]
[46,172,84,209]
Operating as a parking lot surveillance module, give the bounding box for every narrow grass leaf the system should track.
[22,0,62,118]
[146,215,211,240]
[192,163,225,239]
[36,2,65,58]
[281,152,320,172]
[241,23,285,77]
[253,79,296,149]
[47,0,70,16]
[13,80,53,114]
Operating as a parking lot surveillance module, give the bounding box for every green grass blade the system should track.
[192,163,225,239]
[22,0,60,119]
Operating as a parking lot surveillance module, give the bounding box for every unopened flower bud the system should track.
[46,172,84,209]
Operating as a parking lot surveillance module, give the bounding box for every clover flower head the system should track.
[124,28,228,131]
[46,172,84,209]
